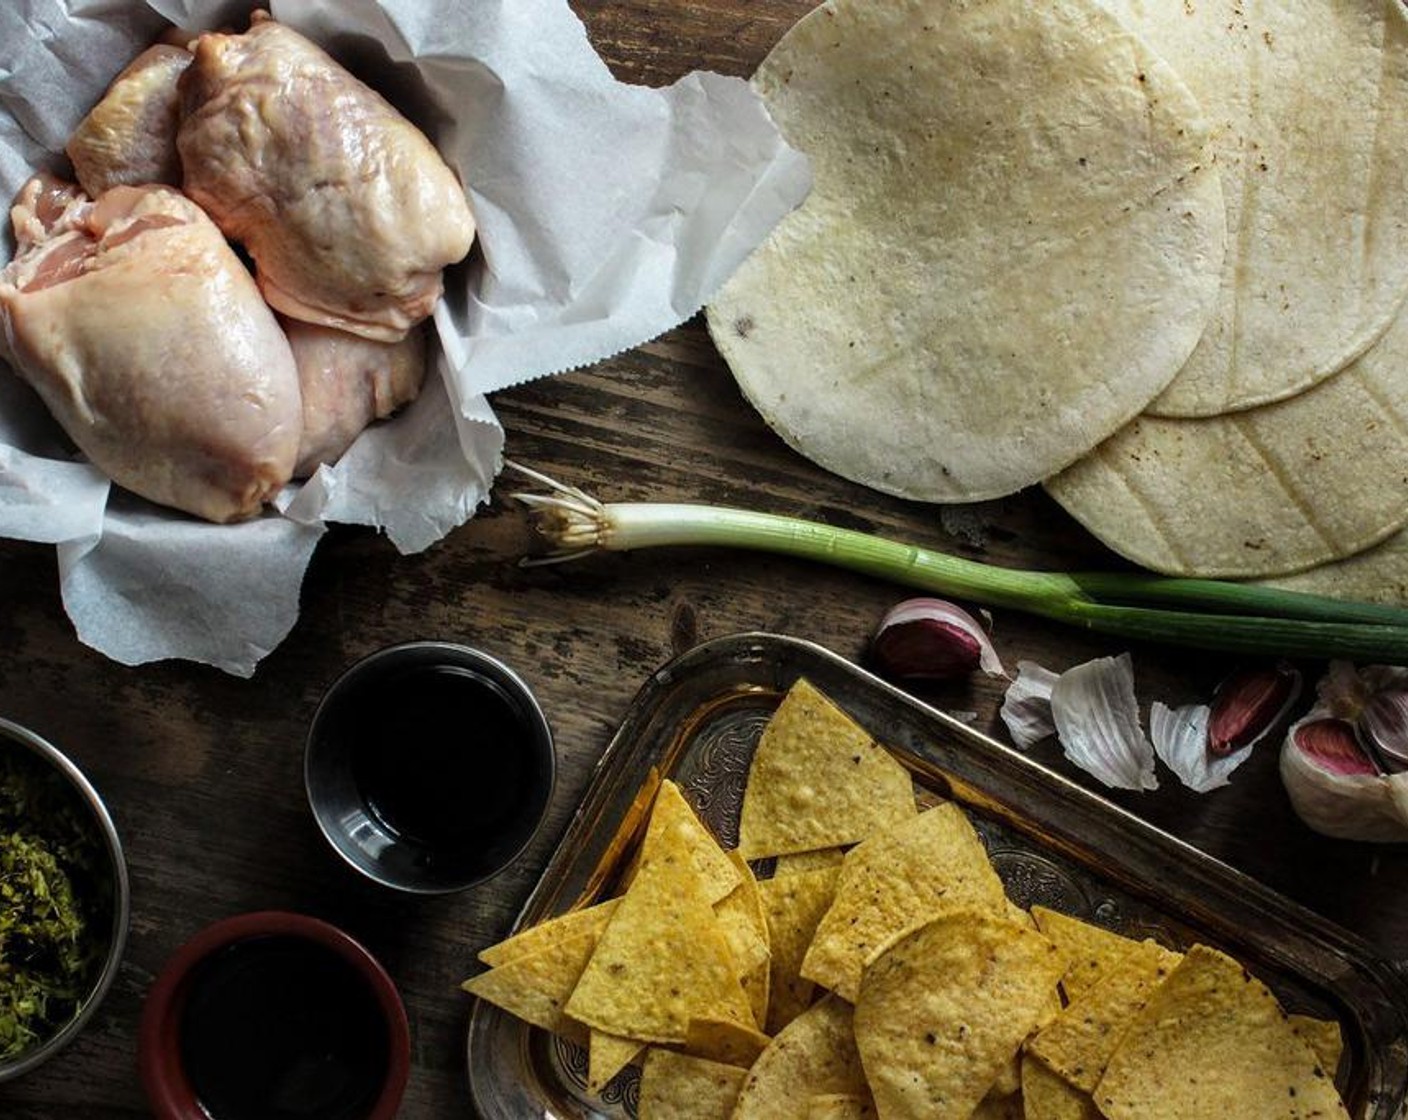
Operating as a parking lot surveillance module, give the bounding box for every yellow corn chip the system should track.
[853,912,1065,1120]
[1030,906,1143,1003]
[801,803,1008,1001]
[1027,939,1182,1093]
[717,849,771,1029]
[684,1016,772,1068]
[971,1088,1024,1119]
[588,1031,645,1094]
[1094,944,1350,1119]
[1022,1055,1101,1120]
[477,899,619,968]
[638,1048,748,1120]
[460,930,596,1044]
[638,779,741,905]
[1290,1013,1345,1075]
[564,847,752,1043]
[738,679,915,860]
[759,864,841,1033]
[733,997,867,1120]
[806,1091,876,1119]
[775,848,847,874]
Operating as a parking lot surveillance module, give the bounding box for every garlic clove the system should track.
[1359,686,1408,773]
[999,660,1059,750]
[1207,663,1302,757]
[1280,715,1408,842]
[870,598,1007,682]
[1050,653,1158,792]
[1150,701,1254,792]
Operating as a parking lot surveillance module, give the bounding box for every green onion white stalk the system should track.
[508,463,1408,663]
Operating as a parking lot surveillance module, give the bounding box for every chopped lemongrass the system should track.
[506,463,1408,662]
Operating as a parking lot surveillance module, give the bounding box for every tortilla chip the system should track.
[853,912,1066,1120]
[460,930,596,1044]
[1095,944,1350,1119]
[759,864,841,1033]
[716,849,771,1028]
[1022,1055,1101,1120]
[737,679,915,860]
[638,779,740,905]
[733,998,868,1120]
[1027,939,1182,1093]
[806,1092,876,1119]
[564,851,752,1043]
[971,1089,1024,1120]
[775,848,847,874]
[588,1031,645,1094]
[685,1016,772,1068]
[801,803,1008,1001]
[477,899,619,968]
[1290,1013,1346,1075]
[1030,905,1143,1003]
[638,1048,748,1120]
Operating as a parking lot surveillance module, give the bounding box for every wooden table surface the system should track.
[2,2,1406,1117]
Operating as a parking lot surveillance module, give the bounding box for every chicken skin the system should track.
[66,44,192,197]
[284,317,427,476]
[0,177,302,523]
[178,11,476,342]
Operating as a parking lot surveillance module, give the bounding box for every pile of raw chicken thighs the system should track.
[0,11,476,522]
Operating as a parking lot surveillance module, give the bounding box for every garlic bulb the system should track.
[1280,714,1408,843]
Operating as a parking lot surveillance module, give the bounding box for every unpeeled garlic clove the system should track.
[1207,663,1302,757]
[1360,687,1408,773]
[870,598,1007,681]
[1279,715,1408,843]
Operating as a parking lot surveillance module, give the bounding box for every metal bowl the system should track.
[0,716,130,1082]
[305,641,556,895]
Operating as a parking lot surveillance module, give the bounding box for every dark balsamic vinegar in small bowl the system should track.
[305,642,556,894]
[138,912,409,1120]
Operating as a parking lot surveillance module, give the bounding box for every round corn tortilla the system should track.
[1261,528,1408,606]
[706,0,1226,502]
[1045,305,1408,578]
[1101,0,1408,418]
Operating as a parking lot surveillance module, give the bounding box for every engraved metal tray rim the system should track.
[466,631,1408,1120]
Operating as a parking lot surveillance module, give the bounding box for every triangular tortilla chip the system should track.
[971,1089,1024,1120]
[775,847,847,875]
[853,912,1065,1120]
[1094,945,1350,1119]
[716,851,771,1028]
[685,1016,772,1068]
[738,679,915,859]
[854,913,1062,1118]
[1290,1013,1345,1076]
[801,803,1008,1001]
[806,1092,876,1119]
[564,853,752,1043]
[1027,939,1182,1093]
[460,930,597,1044]
[637,779,740,905]
[759,864,841,1033]
[733,998,867,1120]
[639,1048,748,1120]
[588,1030,646,1094]
[477,899,619,967]
[1022,1054,1101,1120]
[1030,905,1144,1003]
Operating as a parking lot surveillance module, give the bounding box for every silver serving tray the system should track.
[466,633,1408,1119]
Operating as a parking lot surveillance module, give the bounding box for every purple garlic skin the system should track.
[1207,663,1301,757]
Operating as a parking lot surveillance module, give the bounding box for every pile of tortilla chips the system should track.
[464,678,1351,1118]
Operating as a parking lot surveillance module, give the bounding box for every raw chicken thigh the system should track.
[178,11,476,342]
[66,44,191,197]
[284,318,427,476]
[0,176,302,523]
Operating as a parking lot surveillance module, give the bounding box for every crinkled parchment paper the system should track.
[0,0,810,676]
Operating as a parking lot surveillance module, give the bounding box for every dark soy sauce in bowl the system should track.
[179,936,388,1120]
[306,643,556,894]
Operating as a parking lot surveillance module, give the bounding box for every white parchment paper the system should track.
[0,0,810,676]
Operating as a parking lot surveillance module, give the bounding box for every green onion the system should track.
[508,463,1408,663]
